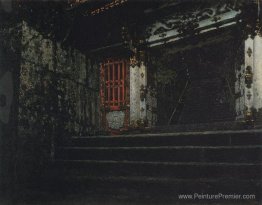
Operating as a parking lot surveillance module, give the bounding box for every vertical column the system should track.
[253,33,262,120]
[244,35,254,122]
[129,56,141,126]
[129,52,149,128]
[139,51,147,123]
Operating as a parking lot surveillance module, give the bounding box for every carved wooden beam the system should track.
[146,2,242,47]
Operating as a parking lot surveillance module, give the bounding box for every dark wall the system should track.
[0,3,21,198]
[16,21,100,185]
[155,37,238,125]
[0,1,102,196]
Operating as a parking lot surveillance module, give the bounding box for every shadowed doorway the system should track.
[156,39,236,125]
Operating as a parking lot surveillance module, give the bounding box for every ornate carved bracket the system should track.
[245,65,253,88]
[245,108,254,123]
[129,49,146,67]
[140,84,147,101]
[255,19,262,37]
[130,55,138,67]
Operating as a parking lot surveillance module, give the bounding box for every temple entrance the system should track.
[100,59,130,134]
[157,39,236,125]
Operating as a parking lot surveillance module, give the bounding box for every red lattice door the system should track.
[100,59,129,134]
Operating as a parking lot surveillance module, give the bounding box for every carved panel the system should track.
[146,2,241,45]
[153,3,236,34]
[106,111,125,129]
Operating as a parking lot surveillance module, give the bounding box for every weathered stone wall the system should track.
[146,86,157,127]
[20,21,100,135]
[0,5,21,197]
[235,41,245,121]
[152,37,238,125]
[17,21,99,181]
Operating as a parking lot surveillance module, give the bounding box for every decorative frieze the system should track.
[146,2,241,47]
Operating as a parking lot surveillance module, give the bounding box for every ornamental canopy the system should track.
[17,0,261,53]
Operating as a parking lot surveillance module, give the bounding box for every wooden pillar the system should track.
[243,28,262,123]
[129,51,148,128]
[139,51,147,123]
[244,35,255,122]
[129,56,140,126]
[253,30,262,121]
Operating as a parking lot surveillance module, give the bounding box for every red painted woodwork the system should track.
[100,59,127,110]
[100,59,130,133]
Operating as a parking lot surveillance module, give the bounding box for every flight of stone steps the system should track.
[50,129,262,201]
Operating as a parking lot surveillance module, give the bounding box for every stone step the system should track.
[53,160,262,180]
[56,145,262,163]
[44,170,262,201]
[51,129,262,201]
[68,129,262,147]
